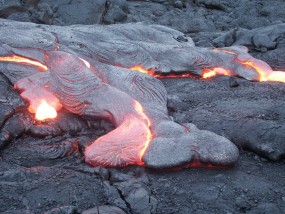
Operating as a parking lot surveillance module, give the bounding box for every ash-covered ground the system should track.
[0,0,285,213]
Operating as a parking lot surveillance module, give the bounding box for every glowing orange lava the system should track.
[202,67,230,79]
[130,65,198,79]
[130,62,285,83]
[0,55,47,71]
[240,61,285,83]
[34,99,57,121]
[133,100,152,163]
[130,65,154,76]
[130,65,231,79]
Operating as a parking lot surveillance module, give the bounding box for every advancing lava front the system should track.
[0,21,284,169]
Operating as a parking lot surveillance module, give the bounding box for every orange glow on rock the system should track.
[133,101,152,162]
[34,99,57,121]
[240,61,285,83]
[128,60,285,83]
[0,55,47,71]
[240,61,266,81]
[202,67,230,79]
[213,48,237,55]
[266,71,285,83]
[130,65,198,79]
[84,100,153,167]
[85,113,152,167]
[202,70,216,78]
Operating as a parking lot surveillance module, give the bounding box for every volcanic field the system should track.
[0,0,285,213]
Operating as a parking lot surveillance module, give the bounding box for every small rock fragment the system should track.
[229,77,239,87]
[174,1,183,9]
[176,35,188,43]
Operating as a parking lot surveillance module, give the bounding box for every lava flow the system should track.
[84,97,153,167]
[0,54,60,121]
[130,65,198,79]
[130,62,285,83]
[130,65,231,79]
[240,61,285,82]
[0,55,47,71]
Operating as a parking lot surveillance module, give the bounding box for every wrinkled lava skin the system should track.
[0,21,282,168]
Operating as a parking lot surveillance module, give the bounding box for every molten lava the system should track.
[130,65,231,79]
[133,100,152,162]
[213,48,237,55]
[202,67,230,79]
[1,49,285,168]
[130,65,198,79]
[130,65,154,76]
[130,62,285,83]
[0,55,47,71]
[34,99,57,121]
[240,61,285,83]
[85,100,153,167]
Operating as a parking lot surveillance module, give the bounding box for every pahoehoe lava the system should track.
[0,21,284,168]
[0,0,285,213]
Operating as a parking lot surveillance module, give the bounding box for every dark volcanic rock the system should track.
[1,0,285,35]
[82,205,126,214]
[0,73,23,128]
[214,24,285,50]
[166,77,285,161]
[0,162,106,213]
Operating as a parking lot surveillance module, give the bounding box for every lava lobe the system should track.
[0,26,284,168]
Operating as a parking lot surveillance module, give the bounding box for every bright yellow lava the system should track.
[202,67,230,79]
[0,55,47,71]
[35,100,57,121]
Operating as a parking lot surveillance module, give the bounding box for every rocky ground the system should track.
[0,0,285,213]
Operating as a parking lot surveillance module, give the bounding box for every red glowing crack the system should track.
[0,55,47,71]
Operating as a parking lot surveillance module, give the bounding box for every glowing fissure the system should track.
[130,62,285,83]
[0,55,47,71]
[130,65,155,76]
[130,65,231,79]
[129,65,198,79]
[213,48,237,55]
[133,101,152,163]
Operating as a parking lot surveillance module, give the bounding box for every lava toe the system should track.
[183,123,239,166]
[84,115,151,167]
[143,122,239,169]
